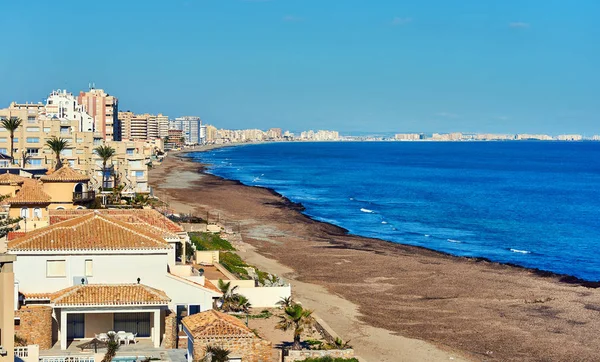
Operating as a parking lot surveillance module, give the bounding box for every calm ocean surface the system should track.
[190,142,600,281]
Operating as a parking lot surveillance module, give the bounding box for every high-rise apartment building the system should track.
[119,112,168,141]
[169,116,203,144]
[0,91,158,194]
[78,88,120,141]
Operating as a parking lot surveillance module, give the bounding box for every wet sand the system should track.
[150,151,600,362]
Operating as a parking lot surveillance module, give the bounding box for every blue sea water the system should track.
[189,142,600,281]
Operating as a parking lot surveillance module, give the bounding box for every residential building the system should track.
[182,310,272,362]
[0,96,156,194]
[0,253,16,362]
[7,209,220,350]
[166,129,184,149]
[394,133,422,141]
[169,117,202,145]
[267,128,282,139]
[77,88,120,141]
[556,134,583,141]
[119,112,169,141]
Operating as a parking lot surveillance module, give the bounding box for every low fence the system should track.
[237,285,292,308]
[14,344,39,362]
[283,349,355,362]
[39,357,95,362]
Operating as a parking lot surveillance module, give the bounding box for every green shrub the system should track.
[190,232,235,251]
[219,252,251,279]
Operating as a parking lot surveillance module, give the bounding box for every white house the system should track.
[7,210,220,350]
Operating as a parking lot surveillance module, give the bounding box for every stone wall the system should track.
[163,310,177,349]
[192,336,272,362]
[15,306,53,350]
[284,349,355,362]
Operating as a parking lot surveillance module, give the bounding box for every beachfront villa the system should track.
[6,209,221,351]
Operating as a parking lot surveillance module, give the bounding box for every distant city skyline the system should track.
[0,0,598,134]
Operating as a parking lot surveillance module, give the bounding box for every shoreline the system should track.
[179,145,599,288]
[151,149,600,362]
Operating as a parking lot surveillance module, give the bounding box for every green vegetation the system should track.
[45,136,70,169]
[217,279,251,313]
[101,332,120,362]
[276,299,315,350]
[190,232,235,251]
[205,345,231,362]
[295,358,359,362]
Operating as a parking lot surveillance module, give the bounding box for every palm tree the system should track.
[204,345,230,362]
[20,150,31,168]
[276,296,294,309]
[45,136,70,169]
[101,332,120,362]
[1,117,22,163]
[217,279,251,313]
[94,145,116,189]
[276,303,315,350]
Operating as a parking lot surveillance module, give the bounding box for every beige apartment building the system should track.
[0,99,159,194]
[119,112,168,141]
[78,88,120,141]
[0,253,16,362]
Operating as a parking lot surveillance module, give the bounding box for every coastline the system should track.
[150,148,600,362]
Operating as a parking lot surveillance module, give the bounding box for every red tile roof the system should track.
[50,284,170,306]
[7,179,52,204]
[182,310,256,338]
[0,171,28,185]
[8,213,171,251]
[40,164,90,182]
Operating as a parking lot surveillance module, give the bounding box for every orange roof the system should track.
[8,213,171,251]
[50,284,170,306]
[182,310,256,338]
[49,209,184,234]
[40,164,90,182]
[0,171,28,185]
[7,179,52,204]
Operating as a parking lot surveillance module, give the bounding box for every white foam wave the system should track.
[447,239,461,243]
[510,248,530,254]
[424,234,430,237]
[381,221,388,224]
[360,208,375,213]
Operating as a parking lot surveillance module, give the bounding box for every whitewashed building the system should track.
[7,209,221,350]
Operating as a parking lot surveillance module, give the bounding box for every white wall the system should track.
[156,274,217,311]
[237,286,291,308]
[13,252,169,293]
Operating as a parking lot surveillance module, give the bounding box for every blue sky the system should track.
[0,0,598,135]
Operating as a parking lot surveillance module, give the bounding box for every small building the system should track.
[182,310,272,362]
[39,163,95,209]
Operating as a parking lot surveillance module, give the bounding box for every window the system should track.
[20,207,29,218]
[33,208,42,219]
[76,149,84,154]
[43,127,51,133]
[189,305,200,315]
[46,260,66,277]
[68,160,76,167]
[26,137,39,143]
[85,260,93,277]
[0,137,6,143]
[0,148,7,154]
[131,171,144,178]
[76,138,84,143]
[61,149,73,156]
[13,138,18,143]
[114,313,151,337]
[128,160,141,167]
[27,116,36,123]
[27,148,39,155]
[126,148,134,155]
[30,159,42,166]
[26,127,40,132]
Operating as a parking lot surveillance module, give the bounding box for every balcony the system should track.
[73,191,96,202]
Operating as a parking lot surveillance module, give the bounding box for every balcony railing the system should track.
[73,191,96,202]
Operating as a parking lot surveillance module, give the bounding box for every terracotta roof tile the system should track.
[0,171,28,185]
[50,284,170,306]
[8,213,171,251]
[40,164,90,182]
[49,209,184,234]
[7,179,52,204]
[182,310,255,338]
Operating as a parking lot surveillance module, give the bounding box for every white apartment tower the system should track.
[169,116,203,145]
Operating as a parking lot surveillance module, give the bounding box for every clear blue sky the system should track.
[0,0,598,135]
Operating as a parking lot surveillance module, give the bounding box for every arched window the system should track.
[20,208,29,218]
[74,183,84,193]
[56,207,65,210]
[76,206,84,210]
[33,208,42,219]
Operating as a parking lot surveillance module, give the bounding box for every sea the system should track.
[188,141,600,281]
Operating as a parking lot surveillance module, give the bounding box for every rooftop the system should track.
[7,179,52,204]
[182,310,255,338]
[8,213,171,251]
[50,284,170,306]
[40,164,90,182]
[0,171,27,185]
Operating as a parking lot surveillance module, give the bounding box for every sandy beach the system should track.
[150,149,600,362]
